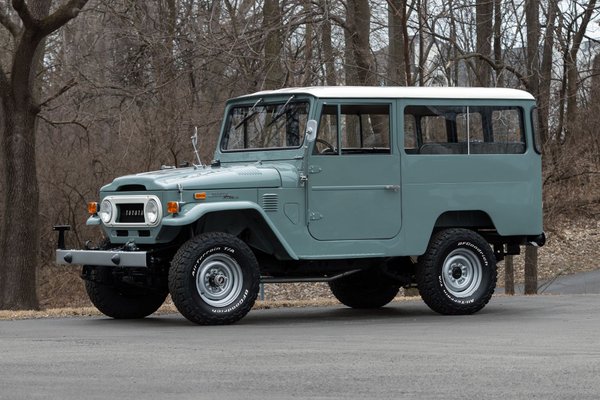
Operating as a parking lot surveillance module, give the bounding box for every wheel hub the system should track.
[451,265,463,279]
[196,254,243,308]
[441,249,483,298]
[207,270,227,288]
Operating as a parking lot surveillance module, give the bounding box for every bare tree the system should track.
[0,0,89,310]
[345,0,376,85]
[263,0,285,89]
[475,0,493,86]
[387,0,410,86]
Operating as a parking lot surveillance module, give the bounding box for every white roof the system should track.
[237,86,535,101]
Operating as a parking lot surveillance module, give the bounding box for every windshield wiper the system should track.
[235,98,263,129]
[266,95,295,128]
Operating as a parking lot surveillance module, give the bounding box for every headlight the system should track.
[144,199,159,224]
[98,200,112,224]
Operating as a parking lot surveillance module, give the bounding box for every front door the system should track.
[307,102,402,241]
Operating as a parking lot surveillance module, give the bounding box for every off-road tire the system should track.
[84,267,168,319]
[329,270,400,309]
[168,232,260,325]
[416,228,497,315]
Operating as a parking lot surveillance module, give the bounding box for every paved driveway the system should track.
[1,294,600,400]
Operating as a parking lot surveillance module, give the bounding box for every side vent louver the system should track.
[261,194,279,212]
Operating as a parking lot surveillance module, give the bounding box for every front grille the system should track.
[117,204,145,223]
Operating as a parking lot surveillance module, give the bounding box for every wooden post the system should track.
[524,247,538,295]
[504,255,515,295]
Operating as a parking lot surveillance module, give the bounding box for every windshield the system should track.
[221,98,309,151]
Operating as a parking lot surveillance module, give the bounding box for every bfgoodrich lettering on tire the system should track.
[416,228,497,315]
[168,232,259,325]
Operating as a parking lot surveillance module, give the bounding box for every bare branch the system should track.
[451,52,530,91]
[38,0,89,37]
[12,0,89,36]
[0,5,19,37]
[39,79,78,108]
[11,0,36,30]
[37,113,87,131]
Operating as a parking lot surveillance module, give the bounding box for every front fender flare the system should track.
[161,201,298,260]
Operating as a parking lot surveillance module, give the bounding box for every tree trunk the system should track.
[525,0,540,97]
[417,0,426,86]
[0,26,45,309]
[263,0,285,89]
[0,98,40,309]
[475,0,493,86]
[320,0,337,86]
[493,0,502,86]
[564,0,596,141]
[538,0,558,145]
[0,0,89,310]
[523,0,540,293]
[346,0,376,86]
[388,0,408,86]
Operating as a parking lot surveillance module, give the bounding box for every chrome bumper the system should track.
[56,249,148,267]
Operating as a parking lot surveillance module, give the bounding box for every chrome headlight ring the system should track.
[144,199,160,225]
[98,199,113,224]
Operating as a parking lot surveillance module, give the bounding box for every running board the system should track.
[260,269,361,284]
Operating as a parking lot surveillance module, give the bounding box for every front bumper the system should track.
[56,249,148,267]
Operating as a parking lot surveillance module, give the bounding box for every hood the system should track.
[101,165,282,191]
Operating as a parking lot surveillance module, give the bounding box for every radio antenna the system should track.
[191,126,203,168]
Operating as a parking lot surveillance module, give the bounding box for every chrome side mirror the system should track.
[305,119,318,143]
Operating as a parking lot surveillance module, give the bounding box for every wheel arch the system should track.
[162,202,298,260]
[194,209,296,260]
[433,210,495,231]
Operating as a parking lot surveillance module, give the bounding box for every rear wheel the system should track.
[329,269,400,309]
[168,232,260,325]
[84,266,168,319]
[416,228,497,315]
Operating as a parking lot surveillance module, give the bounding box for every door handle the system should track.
[384,185,400,192]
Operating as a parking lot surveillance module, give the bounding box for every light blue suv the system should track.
[55,86,545,325]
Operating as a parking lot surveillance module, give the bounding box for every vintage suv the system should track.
[55,86,545,325]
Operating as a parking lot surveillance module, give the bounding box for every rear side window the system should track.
[404,105,525,155]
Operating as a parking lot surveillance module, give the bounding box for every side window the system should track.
[404,105,525,155]
[315,104,391,155]
[314,105,338,154]
[404,114,418,152]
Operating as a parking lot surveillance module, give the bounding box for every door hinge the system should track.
[309,211,323,221]
[308,165,322,174]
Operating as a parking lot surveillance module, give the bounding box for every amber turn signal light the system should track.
[88,202,98,215]
[167,201,180,214]
[194,192,206,200]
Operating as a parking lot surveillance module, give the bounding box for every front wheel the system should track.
[84,266,168,319]
[416,229,497,315]
[168,232,260,325]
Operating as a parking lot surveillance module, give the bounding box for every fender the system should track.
[162,201,299,260]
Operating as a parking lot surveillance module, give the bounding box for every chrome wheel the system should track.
[195,253,243,308]
[441,248,483,298]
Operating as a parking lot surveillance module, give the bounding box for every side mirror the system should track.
[305,119,318,143]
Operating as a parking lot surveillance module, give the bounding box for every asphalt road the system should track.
[1,295,600,400]
[498,269,600,295]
